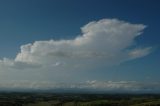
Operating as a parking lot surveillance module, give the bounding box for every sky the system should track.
[0,0,160,92]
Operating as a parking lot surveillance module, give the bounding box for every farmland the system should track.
[0,92,160,106]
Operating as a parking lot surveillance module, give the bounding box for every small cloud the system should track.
[128,47,152,60]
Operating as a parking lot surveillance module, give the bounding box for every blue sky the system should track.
[0,0,159,92]
[0,0,159,57]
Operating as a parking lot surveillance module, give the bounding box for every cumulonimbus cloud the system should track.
[0,18,153,90]
[13,19,151,68]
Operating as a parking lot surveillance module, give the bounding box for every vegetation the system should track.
[0,92,160,106]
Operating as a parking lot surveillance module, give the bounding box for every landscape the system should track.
[0,92,160,106]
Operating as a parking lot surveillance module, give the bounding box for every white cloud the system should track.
[0,18,153,90]
[13,19,150,68]
[128,47,152,59]
[0,80,159,92]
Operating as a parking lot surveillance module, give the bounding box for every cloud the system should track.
[0,58,40,69]
[128,47,152,59]
[84,80,160,92]
[0,80,159,93]
[13,19,150,68]
[0,18,153,90]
